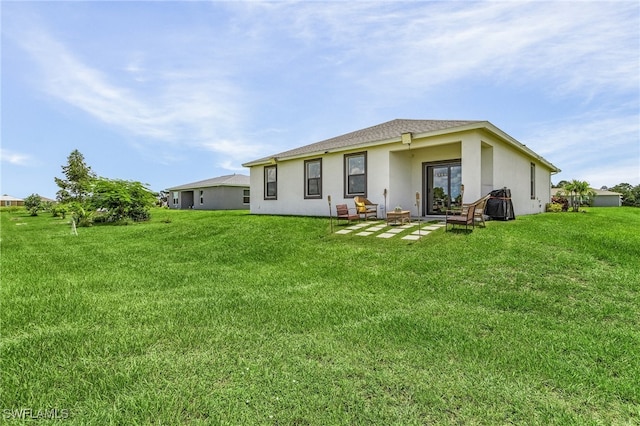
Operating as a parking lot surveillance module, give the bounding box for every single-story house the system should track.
[242,119,560,217]
[166,174,250,210]
[552,187,622,207]
[1,194,24,207]
[591,189,622,207]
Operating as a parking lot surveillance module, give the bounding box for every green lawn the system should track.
[1,207,639,424]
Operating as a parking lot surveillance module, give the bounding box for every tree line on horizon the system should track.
[554,180,640,208]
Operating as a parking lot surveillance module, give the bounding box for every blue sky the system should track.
[2,1,639,199]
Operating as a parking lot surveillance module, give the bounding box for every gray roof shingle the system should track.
[244,119,482,165]
[167,174,249,191]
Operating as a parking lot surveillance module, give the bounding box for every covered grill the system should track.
[485,188,515,220]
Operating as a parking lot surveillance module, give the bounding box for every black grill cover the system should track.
[485,188,515,220]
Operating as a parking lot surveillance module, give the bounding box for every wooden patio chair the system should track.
[353,196,378,220]
[445,202,477,231]
[335,204,359,224]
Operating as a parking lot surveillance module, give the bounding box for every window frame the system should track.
[199,190,204,205]
[243,188,250,205]
[344,151,367,198]
[304,158,323,199]
[530,162,536,199]
[264,165,277,200]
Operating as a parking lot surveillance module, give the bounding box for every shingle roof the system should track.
[552,188,622,196]
[1,194,23,201]
[166,174,250,191]
[244,119,482,166]
[591,189,622,196]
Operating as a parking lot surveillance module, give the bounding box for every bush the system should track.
[24,194,43,216]
[546,203,564,213]
[551,196,569,212]
[51,205,68,219]
[90,178,156,223]
[70,204,94,227]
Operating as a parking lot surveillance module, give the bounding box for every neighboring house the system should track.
[1,194,24,207]
[551,188,622,207]
[591,189,622,207]
[242,119,560,217]
[166,174,250,210]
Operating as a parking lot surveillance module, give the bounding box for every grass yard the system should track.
[1,207,639,424]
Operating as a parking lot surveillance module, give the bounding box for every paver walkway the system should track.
[334,220,446,240]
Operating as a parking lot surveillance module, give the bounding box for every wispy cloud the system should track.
[521,106,640,186]
[234,1,638,100]
[0,149,32,166]
[8,23,261,163]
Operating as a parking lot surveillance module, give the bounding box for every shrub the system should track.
[551,196,569,212]
[23,194,42,216]
[546,203,564,213]
[51,205,68,219]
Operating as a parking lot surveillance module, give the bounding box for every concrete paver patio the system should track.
[334,220,446,240]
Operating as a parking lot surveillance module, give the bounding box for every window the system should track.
[199,190,204,205]
[344,152,367,197]
[243,189,250,204]
[530,163,536,199]
[172,191,179,207]
[304,158,322,199]
[264,165,277,199]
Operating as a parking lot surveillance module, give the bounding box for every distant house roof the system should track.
[242,118,560,172]
[166,174,250,191]
[591,188,622,196]
[1,194,23,202]
[552,188,622,196]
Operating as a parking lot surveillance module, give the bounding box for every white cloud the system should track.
[521,108,640,186]
[234,1,638,100]
[10,24,262,162]
[0,149,32,166]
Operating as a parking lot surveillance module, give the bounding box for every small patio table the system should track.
[386,210,411,225]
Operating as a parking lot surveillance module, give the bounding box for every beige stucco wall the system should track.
[248,128,554,217]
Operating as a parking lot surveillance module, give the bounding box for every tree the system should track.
[563,179,595,212]
[55,150,96,203]
[23,194,43,216]
[90,178,157,222]
[610,183,640,207]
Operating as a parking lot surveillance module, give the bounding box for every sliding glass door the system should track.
[425,162,462,214]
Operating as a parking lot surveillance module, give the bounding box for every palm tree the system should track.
[563,179,595,212]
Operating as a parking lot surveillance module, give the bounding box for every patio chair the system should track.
[353,196,378,220]
[448,194,490,226]
[335,204,359,224]
[469,194,490,227]
[445,202,476,231]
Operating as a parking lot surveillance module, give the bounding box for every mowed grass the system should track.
[1,207,639,425]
